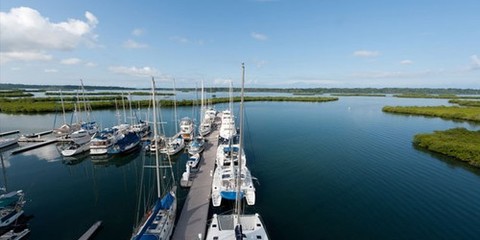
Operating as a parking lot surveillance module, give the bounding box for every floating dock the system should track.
[172,128,219,240]
[78,220,102,240]
[21,130,53,138]
[0,130,20,137]
[12,139,58,154]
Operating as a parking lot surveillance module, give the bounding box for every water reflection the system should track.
[91,147,141,167]
[61,152,89,165]
[413,144,480,177]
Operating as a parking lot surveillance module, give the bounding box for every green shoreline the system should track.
[382,106,480,122]
[414,128,480,168]
[0,96,338,114]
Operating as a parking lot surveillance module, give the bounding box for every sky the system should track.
[0,0,479,89]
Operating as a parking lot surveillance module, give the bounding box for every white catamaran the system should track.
[207,63,269,239]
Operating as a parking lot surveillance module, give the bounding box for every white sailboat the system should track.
[219,82,237,141]
[160,135,185,156]
[131,77,177,240]
[207,63,269,240]
[199,81,213,136]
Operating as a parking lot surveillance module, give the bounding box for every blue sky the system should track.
[1,0,479,88]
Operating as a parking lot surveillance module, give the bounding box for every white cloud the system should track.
[0,51,52,64]
[44,68,58,73]
[85,11,98,26]
[213,78,234,85]
[251,32,268,41]
[60,58,81,65]
[353,50,380,58]
[400,60,413,65]
[85,62,97,67]
[109,66,159,77]
[170,36,190,44]
[254,60,268,68]
[283,79,340,86]
[123,39,148,49]
[351,70,437,79]
[0,7,98,63]
[471,55,480,70]
[132,28,144,36]
[169,36,205,45]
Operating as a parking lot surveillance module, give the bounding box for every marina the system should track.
[0,96,479,239]
[1,0,479,238]
[11,139,58,154]
[172,126,219,240]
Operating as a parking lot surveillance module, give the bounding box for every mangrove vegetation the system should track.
[45,91,174,96]
[0,96,338,114]
[330,93,386,97]
[414,128,480,168]
[1,83,479,95]
[382,106,480,122]
[394,93,480,99]
[449,99,480,107]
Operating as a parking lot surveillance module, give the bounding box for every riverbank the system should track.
[394,94,480,99]
[414,128,480,168]
[449,99,480,107]
[382,106,480,122]
[0,96,338,114]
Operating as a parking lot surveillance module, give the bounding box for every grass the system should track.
[45,91,174,96]
[414,128,480,167]
[0,90,34,98]
[0,96,338,114]
[330,93,386,97]
[382,106,480,122]
[394,93,480,99]
[449,99,480,107]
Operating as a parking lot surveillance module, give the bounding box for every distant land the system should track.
[1,83,479,95]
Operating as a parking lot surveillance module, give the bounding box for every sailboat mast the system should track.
[151,77,162,198]
[128,92,133,125]
[173,78,178,134]
[122,92,127,123]
[60,89,67,125]
[235,63,246,215]
[80,79,90,123]
[229,80,233,112]
[201,80,205,124]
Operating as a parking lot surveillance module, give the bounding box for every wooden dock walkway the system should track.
[78,220,102,240]
[172,129,219,240]
[0,130,20,137]
[12,139,58,154]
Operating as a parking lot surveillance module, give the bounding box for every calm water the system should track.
[1,96,479,239]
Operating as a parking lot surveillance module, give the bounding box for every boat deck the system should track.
[172,127,218,240]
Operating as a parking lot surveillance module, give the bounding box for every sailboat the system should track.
[218,81,237,142]
[199,81,213,136]
[0,154,26,228]
[131,77,177,240]
[207,63,269,240]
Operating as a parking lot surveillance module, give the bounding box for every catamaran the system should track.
[207,63,269,240]
[131,77,177,240]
